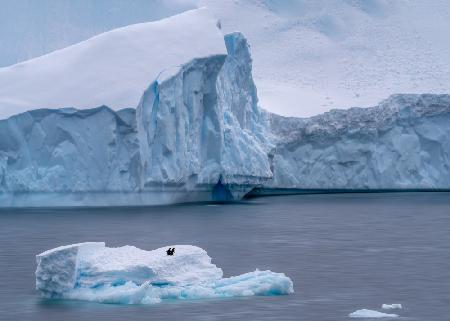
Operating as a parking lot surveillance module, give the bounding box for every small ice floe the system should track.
[35,242,293,304]
[382,304,402,310]
[349,309,399,318]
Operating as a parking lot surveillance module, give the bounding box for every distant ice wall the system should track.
[267,94,450,189]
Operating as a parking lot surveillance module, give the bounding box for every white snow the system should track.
[0,8,226,120]
[349,309,399,318]
[35,242,294,304]
[3,1,450,117]
[198,0,450,117]
[382,304,402,310]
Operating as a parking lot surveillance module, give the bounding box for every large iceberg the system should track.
[267,94,450,190]
[0,16,272,206]
[35,242,293,304]
[136,31,272,200]
[1,8,450,207]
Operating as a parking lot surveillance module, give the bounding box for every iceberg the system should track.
[136,31,272,200]
[1,8,450,207]
[349,309,398,318]
[382,303,402,310]
[0,17,273,206]
[267,94,450,190]
[35,242,293,304]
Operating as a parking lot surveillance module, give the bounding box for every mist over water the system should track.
[0,193,449,320]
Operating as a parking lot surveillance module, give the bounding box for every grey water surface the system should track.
[0,193,449,321]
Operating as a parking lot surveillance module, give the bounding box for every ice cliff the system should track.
[136,32,272,200]
[1,9,450,207]
[268,94,450,190]
[35,242,294,304]
[0,27,271,206]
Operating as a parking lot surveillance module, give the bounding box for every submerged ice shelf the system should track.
[35,242,294,304]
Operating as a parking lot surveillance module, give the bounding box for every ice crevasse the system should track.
[35,242,294,304]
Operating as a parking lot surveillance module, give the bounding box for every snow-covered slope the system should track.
[3,1,450,117]
[0,13,273,206]
[35,242,294,304]
[268,94,450,189]
[0,8,225,120]
[199,0,450,117]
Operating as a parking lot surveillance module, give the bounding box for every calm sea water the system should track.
[0,193,449,321]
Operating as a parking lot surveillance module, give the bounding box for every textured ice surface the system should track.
[382,304,402,310]
[349,309,398,318]
[136,31,272,199]
[4,1,450,117]
[35,243,293,304]
[268,94,450,189]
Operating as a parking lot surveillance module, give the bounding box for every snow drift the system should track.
[35,242,294,304]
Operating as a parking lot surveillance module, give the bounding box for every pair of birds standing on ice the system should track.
[166,247,175,256]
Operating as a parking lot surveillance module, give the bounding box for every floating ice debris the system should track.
[35,242,293,304]
[382,304,402,310]
[349,309,399,318]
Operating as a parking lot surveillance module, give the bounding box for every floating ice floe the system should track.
[35,242,293,304]
[382,303,402,310]
[349,309,399,318]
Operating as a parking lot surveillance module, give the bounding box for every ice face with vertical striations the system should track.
[0,8,227,120]
[267,94,450,190]
[136,31,272,200]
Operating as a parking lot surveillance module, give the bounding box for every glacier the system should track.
[1,8,450,207]
[35,242,294,304]
[267,94,450,190]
